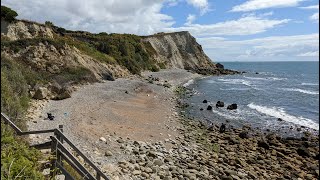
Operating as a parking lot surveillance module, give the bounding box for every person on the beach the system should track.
[219,123,226,133]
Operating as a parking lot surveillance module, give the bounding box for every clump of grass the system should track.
[174,86,187,96]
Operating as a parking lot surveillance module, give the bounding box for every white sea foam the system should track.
[212,109,242,120]
[183,79,194,87]
[281,88,319,95]
[267,77,287,80]
[244,76,267,80]
[301,83,319,86]
[248,103,319,130]
[217,78,252,86]
[220,88,251,91]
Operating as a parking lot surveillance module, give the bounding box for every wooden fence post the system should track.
[50,136,57,178]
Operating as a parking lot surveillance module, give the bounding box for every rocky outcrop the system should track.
[142,31,238,75]
[1,19,54,40]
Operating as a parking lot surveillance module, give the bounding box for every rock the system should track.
[255,72,259,74]
[105,151,113,156]
[141,172,149,178]
[216,101,224,108]
[203,100,208,103]
[277,118,283,121]
[239,131,249,139]
[132,170,141,175]
[216,63,224,69]
[117,138,124,143]
[297,127,302,132]
[153,159,164,166]
[33,87,48,99]
[258,139,270,149]
[206,105,212,110]
[200,108,203,111]
[99,137,107,142]
[227,104,237,110]
[297,147,311,157]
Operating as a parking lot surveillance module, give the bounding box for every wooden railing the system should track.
[1,112,110,180]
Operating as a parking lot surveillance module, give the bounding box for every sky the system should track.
[2,0,319,62]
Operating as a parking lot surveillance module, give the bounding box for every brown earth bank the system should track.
[26,69,319,180]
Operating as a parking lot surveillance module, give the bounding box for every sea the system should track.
[184,61,319,137]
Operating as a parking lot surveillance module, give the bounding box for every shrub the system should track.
[45,21,54,27]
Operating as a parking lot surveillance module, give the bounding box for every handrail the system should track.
[1,112,55,135]
[53,129,110,180]
[1,112,110,180]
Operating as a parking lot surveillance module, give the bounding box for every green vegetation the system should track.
[1,56,45,179]
[1,126,45,179]
[174,86,187,97]
[69,33,159,74]
[1,6,18,22]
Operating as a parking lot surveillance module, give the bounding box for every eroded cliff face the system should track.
[1,20,54,40]
[142,31,229,75]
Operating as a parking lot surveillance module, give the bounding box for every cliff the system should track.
[142,31,219,74]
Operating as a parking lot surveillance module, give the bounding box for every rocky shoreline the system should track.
[103,99,319,180]
[26,69,319,180]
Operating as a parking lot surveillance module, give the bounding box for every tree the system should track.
[1,6,18,22]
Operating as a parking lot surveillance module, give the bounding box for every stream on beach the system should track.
[183,61,319,138]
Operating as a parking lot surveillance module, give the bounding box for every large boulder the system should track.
[207,105,213,110]
[227,104,237,110]
[216,101,224,108]
[33,87,48,99]
[53,87,72,100]
[297,147,311,157]
[216,63,224,69]
[258,139,270,149]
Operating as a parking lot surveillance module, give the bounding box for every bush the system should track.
[1,6,18,22]
[1,126,45,180]
[45,21,54,27]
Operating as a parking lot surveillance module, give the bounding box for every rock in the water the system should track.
[33,87,48,99]
[277,118,283,121]
[207,105,212,110]
[227,104,237,110]
[203,100,208,103]
[200,108,204,111]
[216,63,224,69]
[216,101,224,108]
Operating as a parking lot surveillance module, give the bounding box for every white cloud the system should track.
[197,34,319,61]
[166,14,290,36]
[310,12,319,23]
[186,0,210,15]
[297,51,319,56]
[185,14,196,25]
[2,0,174,35]
[299,5,319,10]
[231,0,305,12]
